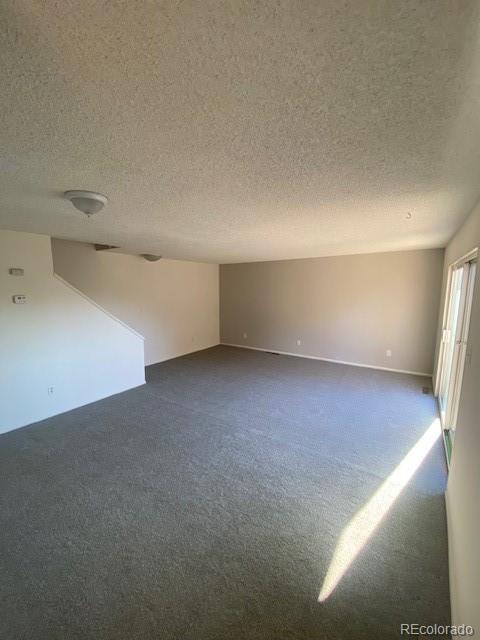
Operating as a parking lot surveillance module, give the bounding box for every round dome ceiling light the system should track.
[141,254,162,262]
[64,190,108,217]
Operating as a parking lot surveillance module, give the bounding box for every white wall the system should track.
[52,240,219,366]
[433,204,480,630]
[220,249,444,375]
[0,230,145,434]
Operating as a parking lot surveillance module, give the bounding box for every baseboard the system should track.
[221,343,433,377]
[0,379,146,436]
[146,342,220,367]
[444,487,457,627]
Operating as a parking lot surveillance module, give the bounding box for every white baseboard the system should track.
[147,342,220,367]
[221,343,433,377]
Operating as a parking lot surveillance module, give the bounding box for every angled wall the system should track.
[0,230,145,433]
[434,204,480,630]
[51,239,219,366]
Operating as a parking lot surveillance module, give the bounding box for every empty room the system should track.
[1,2,479,639]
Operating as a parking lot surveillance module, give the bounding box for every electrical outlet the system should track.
[243,332,248,339]
[47,386,55,396]
[386,349,392,357]
[296,339,302,346]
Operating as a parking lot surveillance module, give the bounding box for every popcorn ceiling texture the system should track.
[1,1,480,263]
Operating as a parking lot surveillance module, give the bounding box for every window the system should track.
[436,249,477,463]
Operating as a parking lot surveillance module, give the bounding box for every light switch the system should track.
[9,268,24,276]
[12,294,26,304]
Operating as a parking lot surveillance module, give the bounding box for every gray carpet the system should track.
[0,345,450,639]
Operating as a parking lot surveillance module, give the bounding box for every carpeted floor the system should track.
[0,345,450,639]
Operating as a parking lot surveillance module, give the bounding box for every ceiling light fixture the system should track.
[141,254,162,262]
[64,190,108,217]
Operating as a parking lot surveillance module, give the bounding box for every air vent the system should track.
[94,244,118,251]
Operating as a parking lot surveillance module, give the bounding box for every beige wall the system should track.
[220,249,444,375]
[434,204,480,630]
[0,231,145,433]
[52,239,219,366]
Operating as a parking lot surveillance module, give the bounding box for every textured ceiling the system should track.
[1,1,480,263]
